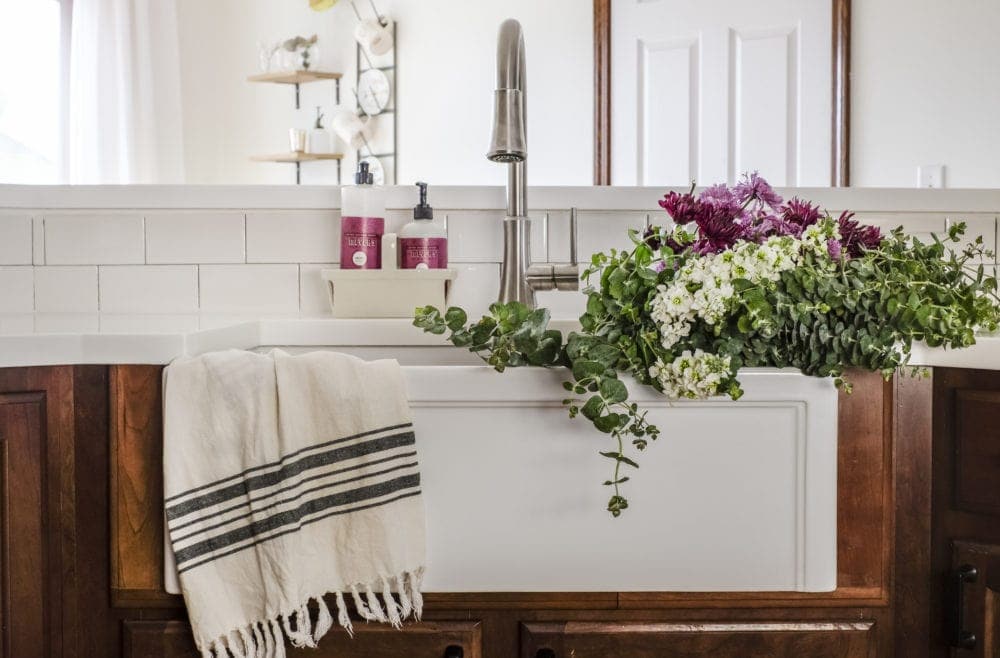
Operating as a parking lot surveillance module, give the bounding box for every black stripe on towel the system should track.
[164,422,413,504]
[173,473,421,568]
[175,489,422,575]
[166,430,415,521]
[169,460,419,543]
[167,450,418,534]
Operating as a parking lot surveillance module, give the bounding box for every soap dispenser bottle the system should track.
[340,161,385,269]
[399,182,448,269]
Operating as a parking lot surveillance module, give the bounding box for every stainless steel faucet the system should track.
[487,18,578,308]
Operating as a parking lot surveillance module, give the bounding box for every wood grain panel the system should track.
[953,390,1000,516]
[0,392,48,658]
[109,365,179,607]
[593,0,611,185]
[892,372,934,658]
[831,0,851,186]
[0,367,78,658]
[123,619,483,658]
[521,620,877,657]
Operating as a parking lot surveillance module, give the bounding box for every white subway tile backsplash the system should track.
[0,215,32,264]
[448,263,500,319]
[34,266,98,312]
[546,210,574,263]
[299,263,336,314]
[99,265,198,313]
[446,211,504,262]
[44,214,144,265]
[32,218,44,264]
[576,210,646,261]
[146,212,245,264]
[0,267,33,312]
[199,264,299,312]
[246,211,339,263]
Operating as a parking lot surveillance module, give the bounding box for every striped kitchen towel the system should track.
[163,349,425,657]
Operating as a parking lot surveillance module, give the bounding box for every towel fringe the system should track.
[364,584,388,623]
[335,591,354,637]
[381,577,403,629]
[271,619,287,658]
[397,573,413,619]
[313,596,334,643]
[196,574,424,655]
[350,584,377,621]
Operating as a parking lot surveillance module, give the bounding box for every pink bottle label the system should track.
[400,237,448,269]
[340,216,384,269]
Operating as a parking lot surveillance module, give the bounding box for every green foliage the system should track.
[414,220,1000,518]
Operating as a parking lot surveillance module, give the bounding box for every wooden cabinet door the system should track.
[520,621,877,658]
[0,391,50,658]
[932,371,1000,658]
[123,620,482,658]
[948,542,1000,658]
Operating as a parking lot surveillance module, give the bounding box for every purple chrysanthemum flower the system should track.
[699,183,738,207]
[826,238,843,260]
[692,211,745,254]
[781,198,821,233]
[658,191,702,225]
[734,171,783,208]
[837,211,882,257]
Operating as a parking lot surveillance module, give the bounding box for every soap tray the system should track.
[321,234,457,318]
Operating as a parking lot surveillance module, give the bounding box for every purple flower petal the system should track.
[734,171,783,208]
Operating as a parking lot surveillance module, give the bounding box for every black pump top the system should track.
[355,161,373,185]
[413,181,433,220]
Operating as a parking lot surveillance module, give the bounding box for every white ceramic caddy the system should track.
[166,350,838,595]
[322,233,457,318]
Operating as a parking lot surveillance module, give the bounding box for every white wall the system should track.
[175,0,593,187]
[851,0,1000,188]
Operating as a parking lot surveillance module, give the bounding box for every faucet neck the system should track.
[507,161,527,218]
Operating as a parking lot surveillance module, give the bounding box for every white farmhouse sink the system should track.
[166,349,838,594]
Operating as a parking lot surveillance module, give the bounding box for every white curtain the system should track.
[69,0,185,183]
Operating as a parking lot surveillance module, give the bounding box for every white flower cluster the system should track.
[801,221,839,262]
[649,237,800,350]
[648,349,732,399]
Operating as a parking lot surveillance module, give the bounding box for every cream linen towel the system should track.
[163,349,425,657]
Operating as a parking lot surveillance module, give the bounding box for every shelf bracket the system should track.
[294,83,301,109]
[295,161,301,185]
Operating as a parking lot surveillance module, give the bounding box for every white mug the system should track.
[288,128,307,153]
[331,110,373,150]
[354,17,393,56]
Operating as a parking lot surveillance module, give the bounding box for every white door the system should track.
[611,0,832,187]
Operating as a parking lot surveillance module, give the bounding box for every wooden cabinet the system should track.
[928,369,1000,658]
[521,621,878,658]
[122,619,483,658]
[0,365,925,656]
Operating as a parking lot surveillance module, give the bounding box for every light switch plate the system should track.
[918,164,945,188]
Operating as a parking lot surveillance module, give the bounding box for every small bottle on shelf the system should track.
[399,182,448,269]
[340,161,385,269]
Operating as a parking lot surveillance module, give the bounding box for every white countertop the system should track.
[0,313,996,370]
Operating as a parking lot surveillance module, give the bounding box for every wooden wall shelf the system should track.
[251,152,342,163]
[251,152,343,184]
[247,70,342,85]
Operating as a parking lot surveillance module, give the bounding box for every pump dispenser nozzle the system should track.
[413,181,433,219]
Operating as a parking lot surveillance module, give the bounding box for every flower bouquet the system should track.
[414,173,1000,516]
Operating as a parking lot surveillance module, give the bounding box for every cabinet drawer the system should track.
[123,619,482,658]
[520,621,876,658]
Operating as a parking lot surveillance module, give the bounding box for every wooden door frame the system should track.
[593,0,852,186]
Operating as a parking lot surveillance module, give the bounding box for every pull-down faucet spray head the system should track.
[487,19,527,165]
